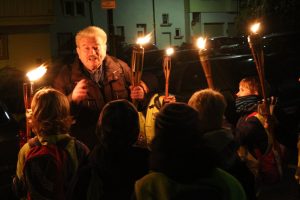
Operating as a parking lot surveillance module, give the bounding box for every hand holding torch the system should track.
[131,34,151,87]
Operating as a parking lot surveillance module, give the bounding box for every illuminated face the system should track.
[236,83,257,97]
[76,36,107,71]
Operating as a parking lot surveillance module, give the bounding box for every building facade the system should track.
[0,0,238,71]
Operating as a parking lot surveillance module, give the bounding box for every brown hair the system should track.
[31,87,73,136]
[188,89,227,132]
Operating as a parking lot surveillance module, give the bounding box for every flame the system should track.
[250,22,260,34]
[196,37,206,50]
[26,65,47,82]
[166,47,174,56]
[136,33,151,46]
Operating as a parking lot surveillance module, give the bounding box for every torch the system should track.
[23,65,47,140]
[247,23,272,123]
[130,34,151,106]
[197,37,214,89]
[131,33,151,87]
[247,23,268,108]
[248,22,282,176]
[163,47,174,97]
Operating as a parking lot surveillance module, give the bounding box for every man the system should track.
[53,26,148,149]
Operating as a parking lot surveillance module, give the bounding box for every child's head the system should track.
[188,89,227,132]
[236,76,261,97]
[96,99,140,150]
[31,87,72,136]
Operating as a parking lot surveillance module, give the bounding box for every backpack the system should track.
[23,137,70,200]
[246,112,284,184]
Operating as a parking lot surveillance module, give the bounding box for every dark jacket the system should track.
[235,113,269,157]
[53,55,133,148]
[67,144,150,200]
[203,128,256,200]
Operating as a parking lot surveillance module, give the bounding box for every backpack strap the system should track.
[27,137,41,148]
[246,111,258,120]
[27,136,72,150]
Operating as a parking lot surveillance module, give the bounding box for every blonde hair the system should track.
[188,89,227,132]
[75,26,107,47]
[31,87,73,136]
[239,76,261,96]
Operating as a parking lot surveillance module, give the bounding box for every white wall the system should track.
[113,0,187,49]
[201,12,237,36]
[154,0,186,49]
[113,0,153,45]
[48,0,238,55]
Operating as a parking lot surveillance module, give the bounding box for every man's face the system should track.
[76,36,107,71]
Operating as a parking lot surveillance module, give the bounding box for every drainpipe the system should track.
[107,9,116,56]
[152,0,157,45]
[88,0,94,25]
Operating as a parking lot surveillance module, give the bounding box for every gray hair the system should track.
[75,26,107,47]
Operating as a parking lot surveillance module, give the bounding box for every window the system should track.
[161,13,172,27]
[191,12,200,26]
[162,14,169,24]
[64,1,75,16]
[175,28,181,37]
[192,12,200,22]
[63,0,85,16]
[76,2,85,16]
[174,28,183,39]
[136,24,146,37]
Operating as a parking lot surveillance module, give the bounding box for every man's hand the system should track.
[72,79,88,103]
[130,85,145,100]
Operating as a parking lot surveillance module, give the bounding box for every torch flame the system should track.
[196,37,207,50]
[250,22,260,34]
[166,47,174,56]
[26,64,47,82]
[136,33,151,46]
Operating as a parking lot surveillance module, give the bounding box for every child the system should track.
[235,76,283,186]
[12,87,89,199]
[189,88,256,200]
[134,103,247,200]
